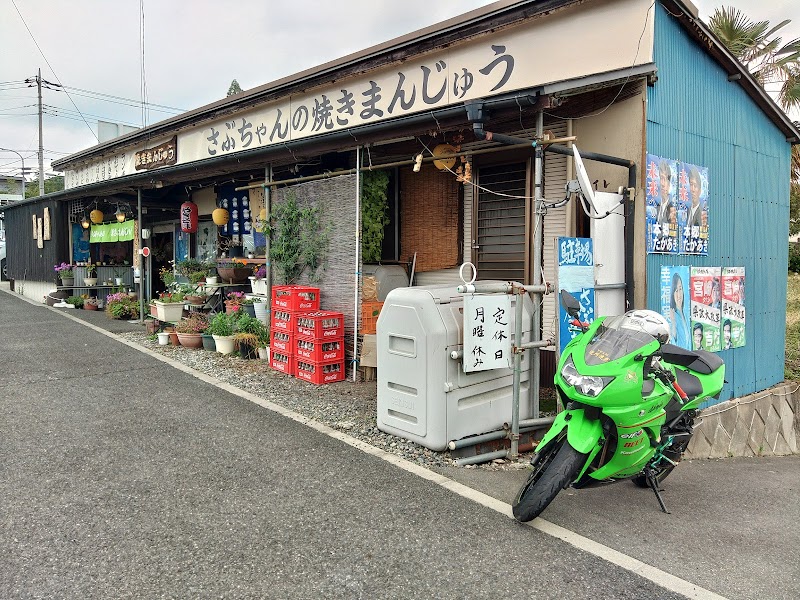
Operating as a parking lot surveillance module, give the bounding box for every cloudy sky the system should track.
[1,0,797,179]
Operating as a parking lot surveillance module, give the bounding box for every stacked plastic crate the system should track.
[294,310,345,384]
[269,285,320,377]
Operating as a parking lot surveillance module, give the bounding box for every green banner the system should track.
[89,220,135,243]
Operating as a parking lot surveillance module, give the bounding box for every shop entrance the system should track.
[150,229,174,296]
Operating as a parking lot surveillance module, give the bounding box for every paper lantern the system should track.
[90,209,104,224]
[212,207,230,226]
[180,200,199,233]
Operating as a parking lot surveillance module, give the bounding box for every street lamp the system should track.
[0,147,25,200]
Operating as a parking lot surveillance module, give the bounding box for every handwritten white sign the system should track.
[463,294,511,372]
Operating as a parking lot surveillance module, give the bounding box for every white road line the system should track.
[42,300,729,600]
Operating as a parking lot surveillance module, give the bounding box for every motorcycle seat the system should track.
[660,343,724,375]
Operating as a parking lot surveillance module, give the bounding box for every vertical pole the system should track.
[37,68,44,196]
[510,285,524,459]
[138,189,144,322]
[353,147,362,382]
[530,111,544,419]
[264,165,272,311]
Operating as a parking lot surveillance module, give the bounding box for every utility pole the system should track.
[37,68,44,196]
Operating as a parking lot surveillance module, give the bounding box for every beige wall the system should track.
[192,187,217,216]
[573,90,647,308]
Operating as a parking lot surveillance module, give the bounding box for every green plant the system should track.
[217,258,246,269]
[66,295,84,308]
[159,266,176,288]
[175,312,209,334]
[266,191,330,284]
[157,291,186,303]
[233,332,259,348]
[233,313,262,335]
[105,292,138,320]
[85,264,97,276]
[790,243,800,273]
[361,170,390,263]
[206,311,238,337]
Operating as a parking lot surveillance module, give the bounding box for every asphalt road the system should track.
[1,288,797,599]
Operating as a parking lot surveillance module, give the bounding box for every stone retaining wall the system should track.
[686,382,799,459]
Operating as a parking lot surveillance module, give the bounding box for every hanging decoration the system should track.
[212,206,230,226]
[90,207,104,224]
[180,200,199,233]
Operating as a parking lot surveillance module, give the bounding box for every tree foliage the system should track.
[360,170,390,263]
[227,79,243,97]
[24,175,64,198]
[266,192,330,284]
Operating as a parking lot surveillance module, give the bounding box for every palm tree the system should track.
[708,7,800,181]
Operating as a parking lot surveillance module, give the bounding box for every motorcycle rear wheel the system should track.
[512,439,587,522]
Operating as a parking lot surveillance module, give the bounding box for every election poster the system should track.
[645,154,679,254]
[660,266,691,349]
[721,266,746,349]
[679,162,710,255]
[689,266,721,351]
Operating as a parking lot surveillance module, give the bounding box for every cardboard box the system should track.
[360,334,378,368]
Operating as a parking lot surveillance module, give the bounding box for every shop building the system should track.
[4,0,798,405]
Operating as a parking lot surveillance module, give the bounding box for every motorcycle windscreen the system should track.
[584,315,656,365]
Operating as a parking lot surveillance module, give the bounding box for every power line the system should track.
[56,84,185,113]
[43,103,142,128]
[10,0,98,143]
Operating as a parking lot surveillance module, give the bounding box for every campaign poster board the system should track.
[690,266,721,351]
[463,294,512,372]
[721,267,746,349]
[557,237,595,353]
[646,154,679,254]
[660,266,691,349]
[679,162,710,255]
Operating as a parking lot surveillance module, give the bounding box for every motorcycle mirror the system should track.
[559,289,581,317]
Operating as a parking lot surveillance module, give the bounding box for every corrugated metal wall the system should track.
[646,3,792,402]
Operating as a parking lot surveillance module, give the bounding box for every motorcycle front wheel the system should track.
[512,439,587,523]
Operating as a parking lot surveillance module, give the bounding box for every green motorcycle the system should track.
[512,291,725,522]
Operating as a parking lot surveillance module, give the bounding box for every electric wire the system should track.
[9,0,98,142]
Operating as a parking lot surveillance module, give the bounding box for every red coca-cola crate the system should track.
[270,351,295,376]
[270,330,293,354]
[296,359,345,385]
[271,309,299,334]
[272,285,320,312]
[296,311,344,340]
[295,338,345,363]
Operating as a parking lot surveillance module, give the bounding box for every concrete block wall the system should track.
[686,382,799,459]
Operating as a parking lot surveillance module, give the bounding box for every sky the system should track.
[1,0,798,180]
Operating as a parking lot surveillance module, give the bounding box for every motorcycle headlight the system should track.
[560,356,614,397]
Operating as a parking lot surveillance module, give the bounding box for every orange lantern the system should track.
[212,207,230,226]
[180,200,198,233]
[90,208,104,224]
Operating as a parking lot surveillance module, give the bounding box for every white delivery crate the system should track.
[376,283,534,451]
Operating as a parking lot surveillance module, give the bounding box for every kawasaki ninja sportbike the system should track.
[512,291,725,522]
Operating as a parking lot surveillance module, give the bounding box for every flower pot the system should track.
[168,331,180,345]
[157,332,170,345]
[212,334,236,355]
[253,300,270,325]
[176,332,203,348]
[205,276,219,286]
[149,303,158,318]
[243,303,256,318]
[114,277,123,285]
[224,300,240,315]
[154,300,185,322]
[249,277,268,295]
[257,346,270,361]
[185,295,207,306]
[201,333,216,351]
[84,277,98,286]
[217,267,251,284]
[238,342,258,359]
[84,302,99,311]
[60,277,75,287]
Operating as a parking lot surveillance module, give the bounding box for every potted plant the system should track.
[256,319,271,360]
[207,311,238,354]
[84,264,98,286]
[249,265,268,295]
[66,295,84,309]
[233,313,265,359]
[174,312,208,349]
[216,258,250,284]
[105,292,139,320]
[84,296,100,311]
[153,290,186,322]
[54,262,75,287]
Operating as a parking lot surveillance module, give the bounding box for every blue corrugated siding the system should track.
[646,3,792,404]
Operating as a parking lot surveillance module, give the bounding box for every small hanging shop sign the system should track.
[134,136,177,171]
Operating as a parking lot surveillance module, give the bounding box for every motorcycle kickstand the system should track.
[646,471,670,514]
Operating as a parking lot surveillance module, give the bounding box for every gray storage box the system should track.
[376,283,533,451]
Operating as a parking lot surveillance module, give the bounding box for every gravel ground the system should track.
[118,331,544,473]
